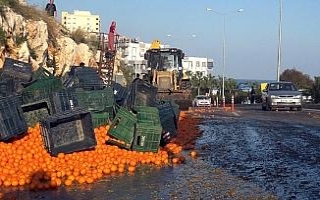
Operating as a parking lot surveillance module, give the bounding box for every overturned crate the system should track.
[74,87,115,112]
[0,77,15,97]
[2,58,33,83]
[132,106,162,152]
[40,108,97,156]
[66,66,105,90]
[0,95,28,141]
[52,89,78,113]
[52,89,114,128]
[125,79,158,110]
[21,98,53,128]
[107,107,137,150]
[20,77,63,105]
[157,101,178,144]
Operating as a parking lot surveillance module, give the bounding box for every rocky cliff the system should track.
[0,3,98,76]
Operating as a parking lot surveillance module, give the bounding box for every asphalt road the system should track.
[197,104,320,200]
[2,104,320,200]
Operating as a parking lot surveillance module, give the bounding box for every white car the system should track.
[261,81,302,111]
[192,95,211,107]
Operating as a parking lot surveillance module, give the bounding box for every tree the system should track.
[118,60,134,85]
[190,71,203,95]
[313,76,320,104]
[280,68,314,89]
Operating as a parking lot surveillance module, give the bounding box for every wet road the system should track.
[2,105,320,199]
[197,105,320,200]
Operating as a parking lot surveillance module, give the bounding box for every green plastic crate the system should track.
[108,107,137,149]
[92,112,110,128]
[132,123,162,152]
[134,106,161,126]
[32,67,53,80]
[75,87,115,112]
[21,77,63,104]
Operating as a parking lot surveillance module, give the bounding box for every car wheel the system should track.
[262,104,266,111]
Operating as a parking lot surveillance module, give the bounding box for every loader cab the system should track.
[144,48,185,90]
[144,48,184,72]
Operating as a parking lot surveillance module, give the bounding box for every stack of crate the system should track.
[132,106,162,152]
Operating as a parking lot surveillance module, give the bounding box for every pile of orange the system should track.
[0,111,200,190]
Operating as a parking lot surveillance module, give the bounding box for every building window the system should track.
[196,61,200,67]
[96,18,99,20]
[96,23,99,25]
[189,61,193,67]
[202,62,206,68]
[96,28,99,31]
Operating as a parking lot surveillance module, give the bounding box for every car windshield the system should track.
[196,96,209,100]
[269,83,297,91]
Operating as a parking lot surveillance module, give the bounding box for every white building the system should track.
[182,57,214,77]
[118,37,150,75]
[61,10,100,33]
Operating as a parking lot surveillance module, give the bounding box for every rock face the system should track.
[0,6,97,75]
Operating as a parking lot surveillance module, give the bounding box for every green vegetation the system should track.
[119,60,134,85]
[280,68,314,90]
[70,29,99,52]
[70,28,86,44]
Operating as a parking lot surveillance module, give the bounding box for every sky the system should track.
[27,0,320,80]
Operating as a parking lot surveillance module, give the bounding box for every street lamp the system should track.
[276,0,283,82]
[206,7,243,108]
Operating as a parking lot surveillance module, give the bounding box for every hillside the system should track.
[0,0,98,75]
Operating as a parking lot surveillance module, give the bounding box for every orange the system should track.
[64,179,73,186]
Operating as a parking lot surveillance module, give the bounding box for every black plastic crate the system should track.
[40,108,97,156]
[125,79,158,110]
[157,101,178,138]
[0,78,15,97]
[52,89,79,113]
[69,66,105,90]
[160,115,177,138]
[21,99,52,128]
[132,123,162,152]
[0,95,28,141]
[2,58,32,82]
[111,81,128,104]
[108,107,137,150]
[158,100,180,122]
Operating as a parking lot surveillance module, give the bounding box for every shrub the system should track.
[70,28,86,44]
